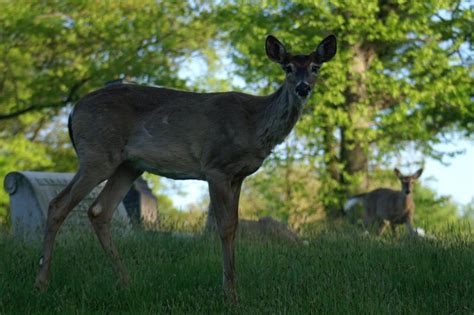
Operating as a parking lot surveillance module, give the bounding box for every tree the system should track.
[213,0,473,216]
[238,155,325,231]
[413,185,459,228]
[0,1,216,223]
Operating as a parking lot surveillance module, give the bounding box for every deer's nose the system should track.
[295,82,311,98]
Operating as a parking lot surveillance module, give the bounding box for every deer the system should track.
[34,34,337,302]
[344,168,423,237]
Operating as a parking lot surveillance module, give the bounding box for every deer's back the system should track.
[73,84,259,122]
[70,84,267,179]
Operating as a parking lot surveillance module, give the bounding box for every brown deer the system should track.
[344,168,423,237]
[34,34,337,301]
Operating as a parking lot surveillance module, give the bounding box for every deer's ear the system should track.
[266,35,287,64]
[394,168,402,178]
[414,168,423,179]
[314,35,337,63]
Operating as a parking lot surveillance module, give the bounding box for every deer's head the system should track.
[265,34,337,102]
[394,168,423,195]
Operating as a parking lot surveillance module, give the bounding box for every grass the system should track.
[0,223,473,314]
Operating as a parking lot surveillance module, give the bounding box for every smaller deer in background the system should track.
[344,168,423,236]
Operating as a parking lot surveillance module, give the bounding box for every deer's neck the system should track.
[257,82,305,153]
[402,192,414,209]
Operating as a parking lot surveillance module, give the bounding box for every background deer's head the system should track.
[394,168,423,195]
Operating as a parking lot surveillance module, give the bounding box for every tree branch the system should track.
[0,78,89,121]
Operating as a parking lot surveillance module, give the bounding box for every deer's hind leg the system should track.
[87,163,142,286]
[363,208,375,232]
[35,167,114,291]
[390,223,398,238]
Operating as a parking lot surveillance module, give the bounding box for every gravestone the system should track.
[4,171,131,241]
[239,217,299,243]
[122,177,159,227]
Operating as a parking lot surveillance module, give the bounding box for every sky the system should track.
[423,140,474,205]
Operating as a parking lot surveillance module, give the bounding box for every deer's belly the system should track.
[377,208,409,223]
[131,159,204,180]
[390,212,410,224]
[134,163,204,180]
[126,147,204,180]
[204,149,265,179]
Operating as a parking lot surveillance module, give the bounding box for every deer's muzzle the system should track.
[295,82,311,98]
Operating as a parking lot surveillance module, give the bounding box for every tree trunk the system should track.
[340,126,369,193]
[335,43,374,213]
[321,124,344,216]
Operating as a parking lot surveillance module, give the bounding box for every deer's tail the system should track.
[344,194,366,212]
[68,109,77,154]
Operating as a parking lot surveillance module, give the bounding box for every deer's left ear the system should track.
[314,35,337,63]
[414,168,424,179]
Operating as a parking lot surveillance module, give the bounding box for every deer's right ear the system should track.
[266,35,287,64]
[394,168,402,178]
[414,168,424,179]
[314,35,337,63]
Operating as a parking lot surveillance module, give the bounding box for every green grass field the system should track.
[0,224,473,314]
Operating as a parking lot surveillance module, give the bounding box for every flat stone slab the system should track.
[4,171,131,241]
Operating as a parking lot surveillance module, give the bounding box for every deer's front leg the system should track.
[405,216,417,237]
[208,176,242,303]
[377,220,389,236]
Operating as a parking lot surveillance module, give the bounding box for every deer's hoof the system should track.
[34,277,49,293]
[115,275,130,289]
[223,284,238,304]
[224,290,238,304]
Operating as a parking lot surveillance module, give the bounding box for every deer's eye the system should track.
[284,65,293,74]
[311,65,320,73]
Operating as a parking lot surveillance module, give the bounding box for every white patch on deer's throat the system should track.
[39,256,44,267]
[162,115,169,124]
[296,94,309,104]
[91,204,102,216]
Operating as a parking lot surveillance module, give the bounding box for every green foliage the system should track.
[213,0,473,215]
[142,173,178,215]
[0,135,53,222]
[460,198,474,222]
[142,173,207,231]
[0,1,472,229]
[414,185,460,228]
[0,227,473,313]
[240,151,325,231]
[0,1,217,224]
